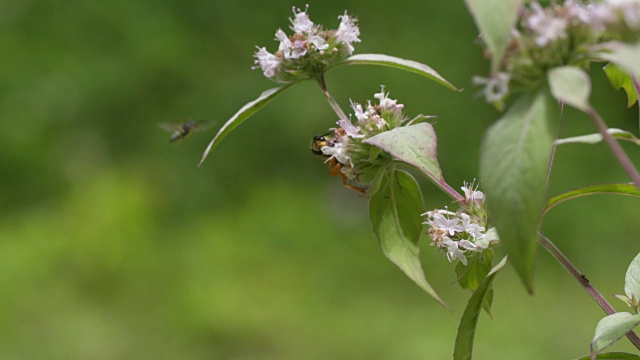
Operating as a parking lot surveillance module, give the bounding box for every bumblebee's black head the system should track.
[310,135,331,155]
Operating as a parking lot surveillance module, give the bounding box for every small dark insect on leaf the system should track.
[158,119,216,143]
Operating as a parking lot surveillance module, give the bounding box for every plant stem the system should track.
[538,233,640,351]
[586,106,640,190]
[316,73,347,120]
[440,181,465,203]
[632,74,640,131]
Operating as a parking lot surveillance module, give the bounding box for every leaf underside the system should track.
[479,90,558,292]
[335,54,459,91]
[369,168,447,308]
[543,183,640,218]
[199,84,293,165]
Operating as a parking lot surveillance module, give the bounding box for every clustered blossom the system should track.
[318,86,411,187]
[472,72,510,106]
[253,6,361,83]
[423,182,498,266]
[474,0,640,107]
[525,2,570,47]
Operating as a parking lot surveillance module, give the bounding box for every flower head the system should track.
[422,182,497,266]
[313,87,417,191]
[472,0,640,107]
[253,6,362,83]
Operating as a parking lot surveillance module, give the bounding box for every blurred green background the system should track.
[1,0,639,359]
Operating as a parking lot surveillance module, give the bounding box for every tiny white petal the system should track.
[275,29,292,59]
[335,11,361,54]
[291,5,314,33]
[337,119,365,138]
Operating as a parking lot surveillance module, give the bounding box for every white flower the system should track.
[370,114,387,130]
[275,29,292,59]
[589,2,616,30]
[606,0,640,29]
[290,38,307,59]
[428,211,463,236]
[565,0,591,23]
[337,118,365,138]
[321,130,353,167]
[461,181,485,205]
[459,213,485,239]
[443,237,468,265]
[308,32,328,51]
[374,85,400,110]
[472,72,510,104]
[335,11,361,54]
[290,5,314,33]
[351,100,369,122]
[253,47,281,78]
[525,2,568,46]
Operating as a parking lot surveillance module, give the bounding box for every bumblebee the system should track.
[310,133,332,155]
[310,131,367,194]
[158,119,215,143]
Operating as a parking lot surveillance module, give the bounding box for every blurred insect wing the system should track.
[159,119,215,143]
[190,119,216,133]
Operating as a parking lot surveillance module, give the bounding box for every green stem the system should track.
[538,233,640,351]
[632,74,640,131]
[586,106,640,190]
[440,181,465,203]
[316,73,347,120]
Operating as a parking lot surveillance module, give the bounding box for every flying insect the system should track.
[158,119,216,143]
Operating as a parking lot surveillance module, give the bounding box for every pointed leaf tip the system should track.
[199,85,292,166]
[369,169,448,308]
[336,54,460,91]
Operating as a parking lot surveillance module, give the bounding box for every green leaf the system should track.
[369,168,447,308]
[453,257,508,360]
[597,41,640,78]
[548,66,592,112]
[364,123,463,202]
[464,0,523,71]
[334,54,459,91]
[456,251,494,293]
[543,184,640,218]
[591,313,640,358]
[625,252,640,301]
[199,85,293,165]
[554,128,640,146]
[604,63,639,108]
[456,251,495,315]
[479,91,558,292]
[575,352,640,360]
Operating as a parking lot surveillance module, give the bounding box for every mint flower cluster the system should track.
[474,0,640,106]
[423,182,499,266]
[253,5,360,83]
[317,86,411,188]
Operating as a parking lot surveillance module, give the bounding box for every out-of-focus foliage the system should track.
[0,0,639,359]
